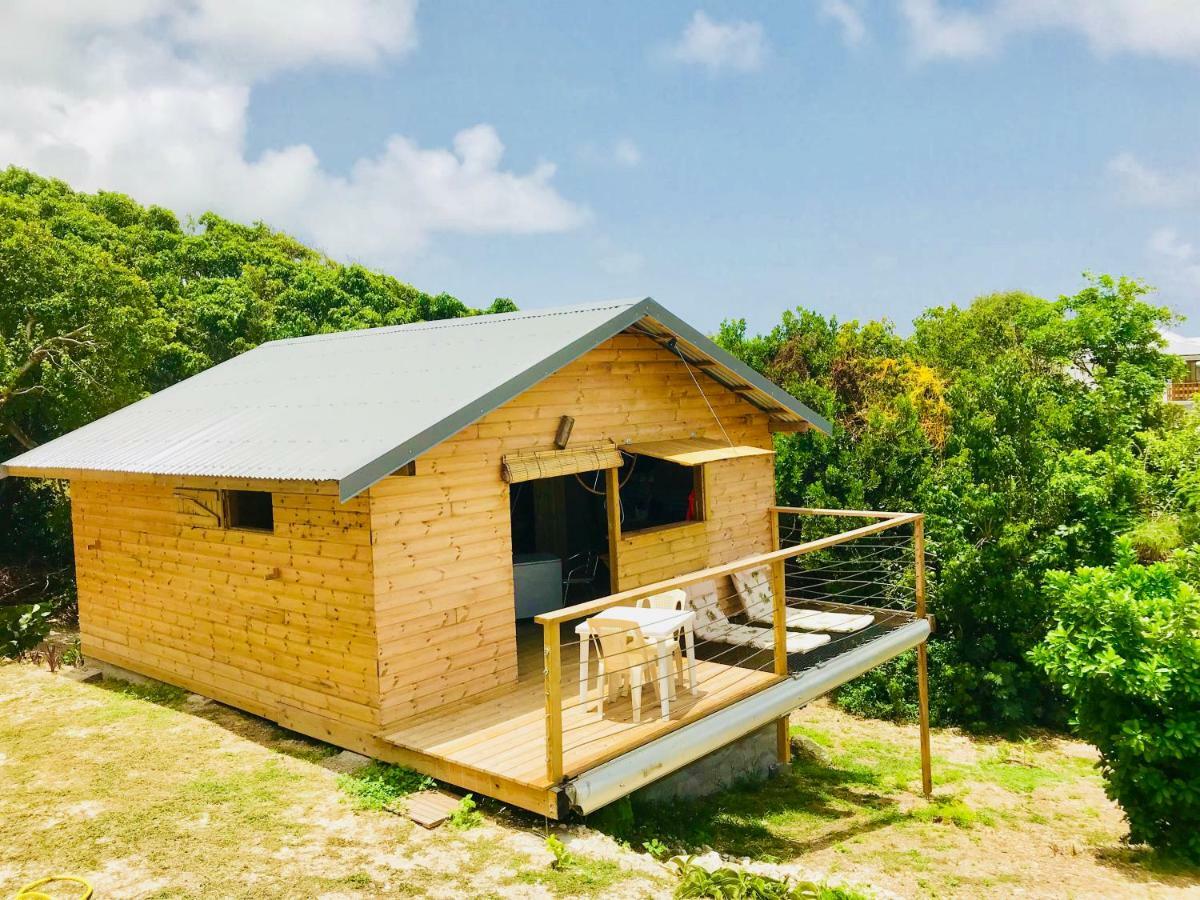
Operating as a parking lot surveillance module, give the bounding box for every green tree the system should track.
[0,166,510,584]
[722,276,1179,728]
[1032,544,1200,860]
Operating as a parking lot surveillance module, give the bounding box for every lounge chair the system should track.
[731,566,874,634]
[683,580,830,654]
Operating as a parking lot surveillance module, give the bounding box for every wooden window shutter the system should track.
[501,441,622,483]
[174,488,223,527]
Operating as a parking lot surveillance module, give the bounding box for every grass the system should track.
[593,701,1200,898]
[5,660,1200,899]
[0,662,671,899]
[335,760,433,810]
[513,855,635,897]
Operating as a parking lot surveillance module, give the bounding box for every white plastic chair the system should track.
[592,618,667,723]
[636,589,687,688]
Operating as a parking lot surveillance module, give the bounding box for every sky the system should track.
[2,1,1200,335]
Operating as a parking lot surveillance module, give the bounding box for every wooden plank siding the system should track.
[71,478,381,736]
[369,330,777,733]
[64,329,781,816]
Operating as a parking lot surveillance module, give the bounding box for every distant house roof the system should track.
[1164,329,1200,358]
[2,298,830,500]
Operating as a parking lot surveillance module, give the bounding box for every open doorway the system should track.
[510,469,612,620]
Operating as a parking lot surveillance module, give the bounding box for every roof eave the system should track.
[337,299,658,501]
[337,297,831,502]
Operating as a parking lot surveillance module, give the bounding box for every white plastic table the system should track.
[574,606,698,712]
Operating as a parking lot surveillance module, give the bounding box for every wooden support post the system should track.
[915,515,933,797]
[605,466,621,593]
[770,508,791,765]
[544,620,564,785]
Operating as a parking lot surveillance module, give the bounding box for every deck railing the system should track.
[534,507,928,786]
[1168,381,1200,402]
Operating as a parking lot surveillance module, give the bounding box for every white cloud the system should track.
[666,11,766,73]
[578,138,642,169]
[1147,227,1200,301]
[0,0,586,266]
[613,138,642,168]
[900,0,992,60]
[1150,227,1195,262]
[819,0,868,47]
[1108,153,1200,208]
[900,0,1200,63]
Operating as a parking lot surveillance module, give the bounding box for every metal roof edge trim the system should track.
[640,301,833,435]
[337,299,658,501]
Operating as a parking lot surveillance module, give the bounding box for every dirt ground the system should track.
[2,659,1198,899]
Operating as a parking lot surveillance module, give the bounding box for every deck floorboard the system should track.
[380,627,778,790]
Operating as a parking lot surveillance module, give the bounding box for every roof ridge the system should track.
[268,298,645,347]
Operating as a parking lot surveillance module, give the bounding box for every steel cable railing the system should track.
[533,507,926,782]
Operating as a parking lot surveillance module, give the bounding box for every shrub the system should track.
[448,793,482,829]
[0,602,54,657]
[1126,515,1184,563]
[336,762,433,810]
[1031,544,1200,860]
[671,857,870,899]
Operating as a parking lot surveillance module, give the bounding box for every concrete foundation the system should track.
[633,723,781,804]
[90,658,163,687]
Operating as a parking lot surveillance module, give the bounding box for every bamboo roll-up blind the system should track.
[501,442,622,483]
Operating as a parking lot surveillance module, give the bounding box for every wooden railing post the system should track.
[914,515,933,797]
[543,620,563,784]
[770,508,791,765]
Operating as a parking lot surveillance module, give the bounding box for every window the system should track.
[621,456,704,532]
[224,490,274,532]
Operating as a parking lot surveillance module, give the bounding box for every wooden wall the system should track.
[370,330,776,731]
[614,453,776,600]
[65,329,780,745]
[70,475,380,742]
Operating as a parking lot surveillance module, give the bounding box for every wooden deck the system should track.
[379,625,778,809]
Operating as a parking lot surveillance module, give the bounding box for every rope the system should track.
[665,336,734,449]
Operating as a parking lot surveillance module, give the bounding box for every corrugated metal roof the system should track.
[2,298,829,500]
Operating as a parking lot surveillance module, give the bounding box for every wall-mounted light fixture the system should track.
[555,415,575,449]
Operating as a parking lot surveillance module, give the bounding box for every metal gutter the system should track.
[564,618,931,814]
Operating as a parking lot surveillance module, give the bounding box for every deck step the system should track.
[397,789,463,828]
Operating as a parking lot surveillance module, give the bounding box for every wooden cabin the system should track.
[2,299,933,816]
[1165,332,1200,404]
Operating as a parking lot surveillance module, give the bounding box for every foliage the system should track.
[671,857,870,900]
[1032,544,1200,861]
[449,793,483,829]
[718,274,1180,728]
[0,167,515,575]
[546,834,574,869]
[1126,514,1184,563]
[518,837,635,896]
[0,602,53,657]
[336,762,434,810]
[643,837,671,860]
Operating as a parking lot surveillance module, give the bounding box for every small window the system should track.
[621,456,704,532]
[225,490,274,532]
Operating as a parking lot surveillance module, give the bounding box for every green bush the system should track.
[1031,544,1200,860]
[0,602,53,657]
[336,761,433,810]
[672,857,870,899]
